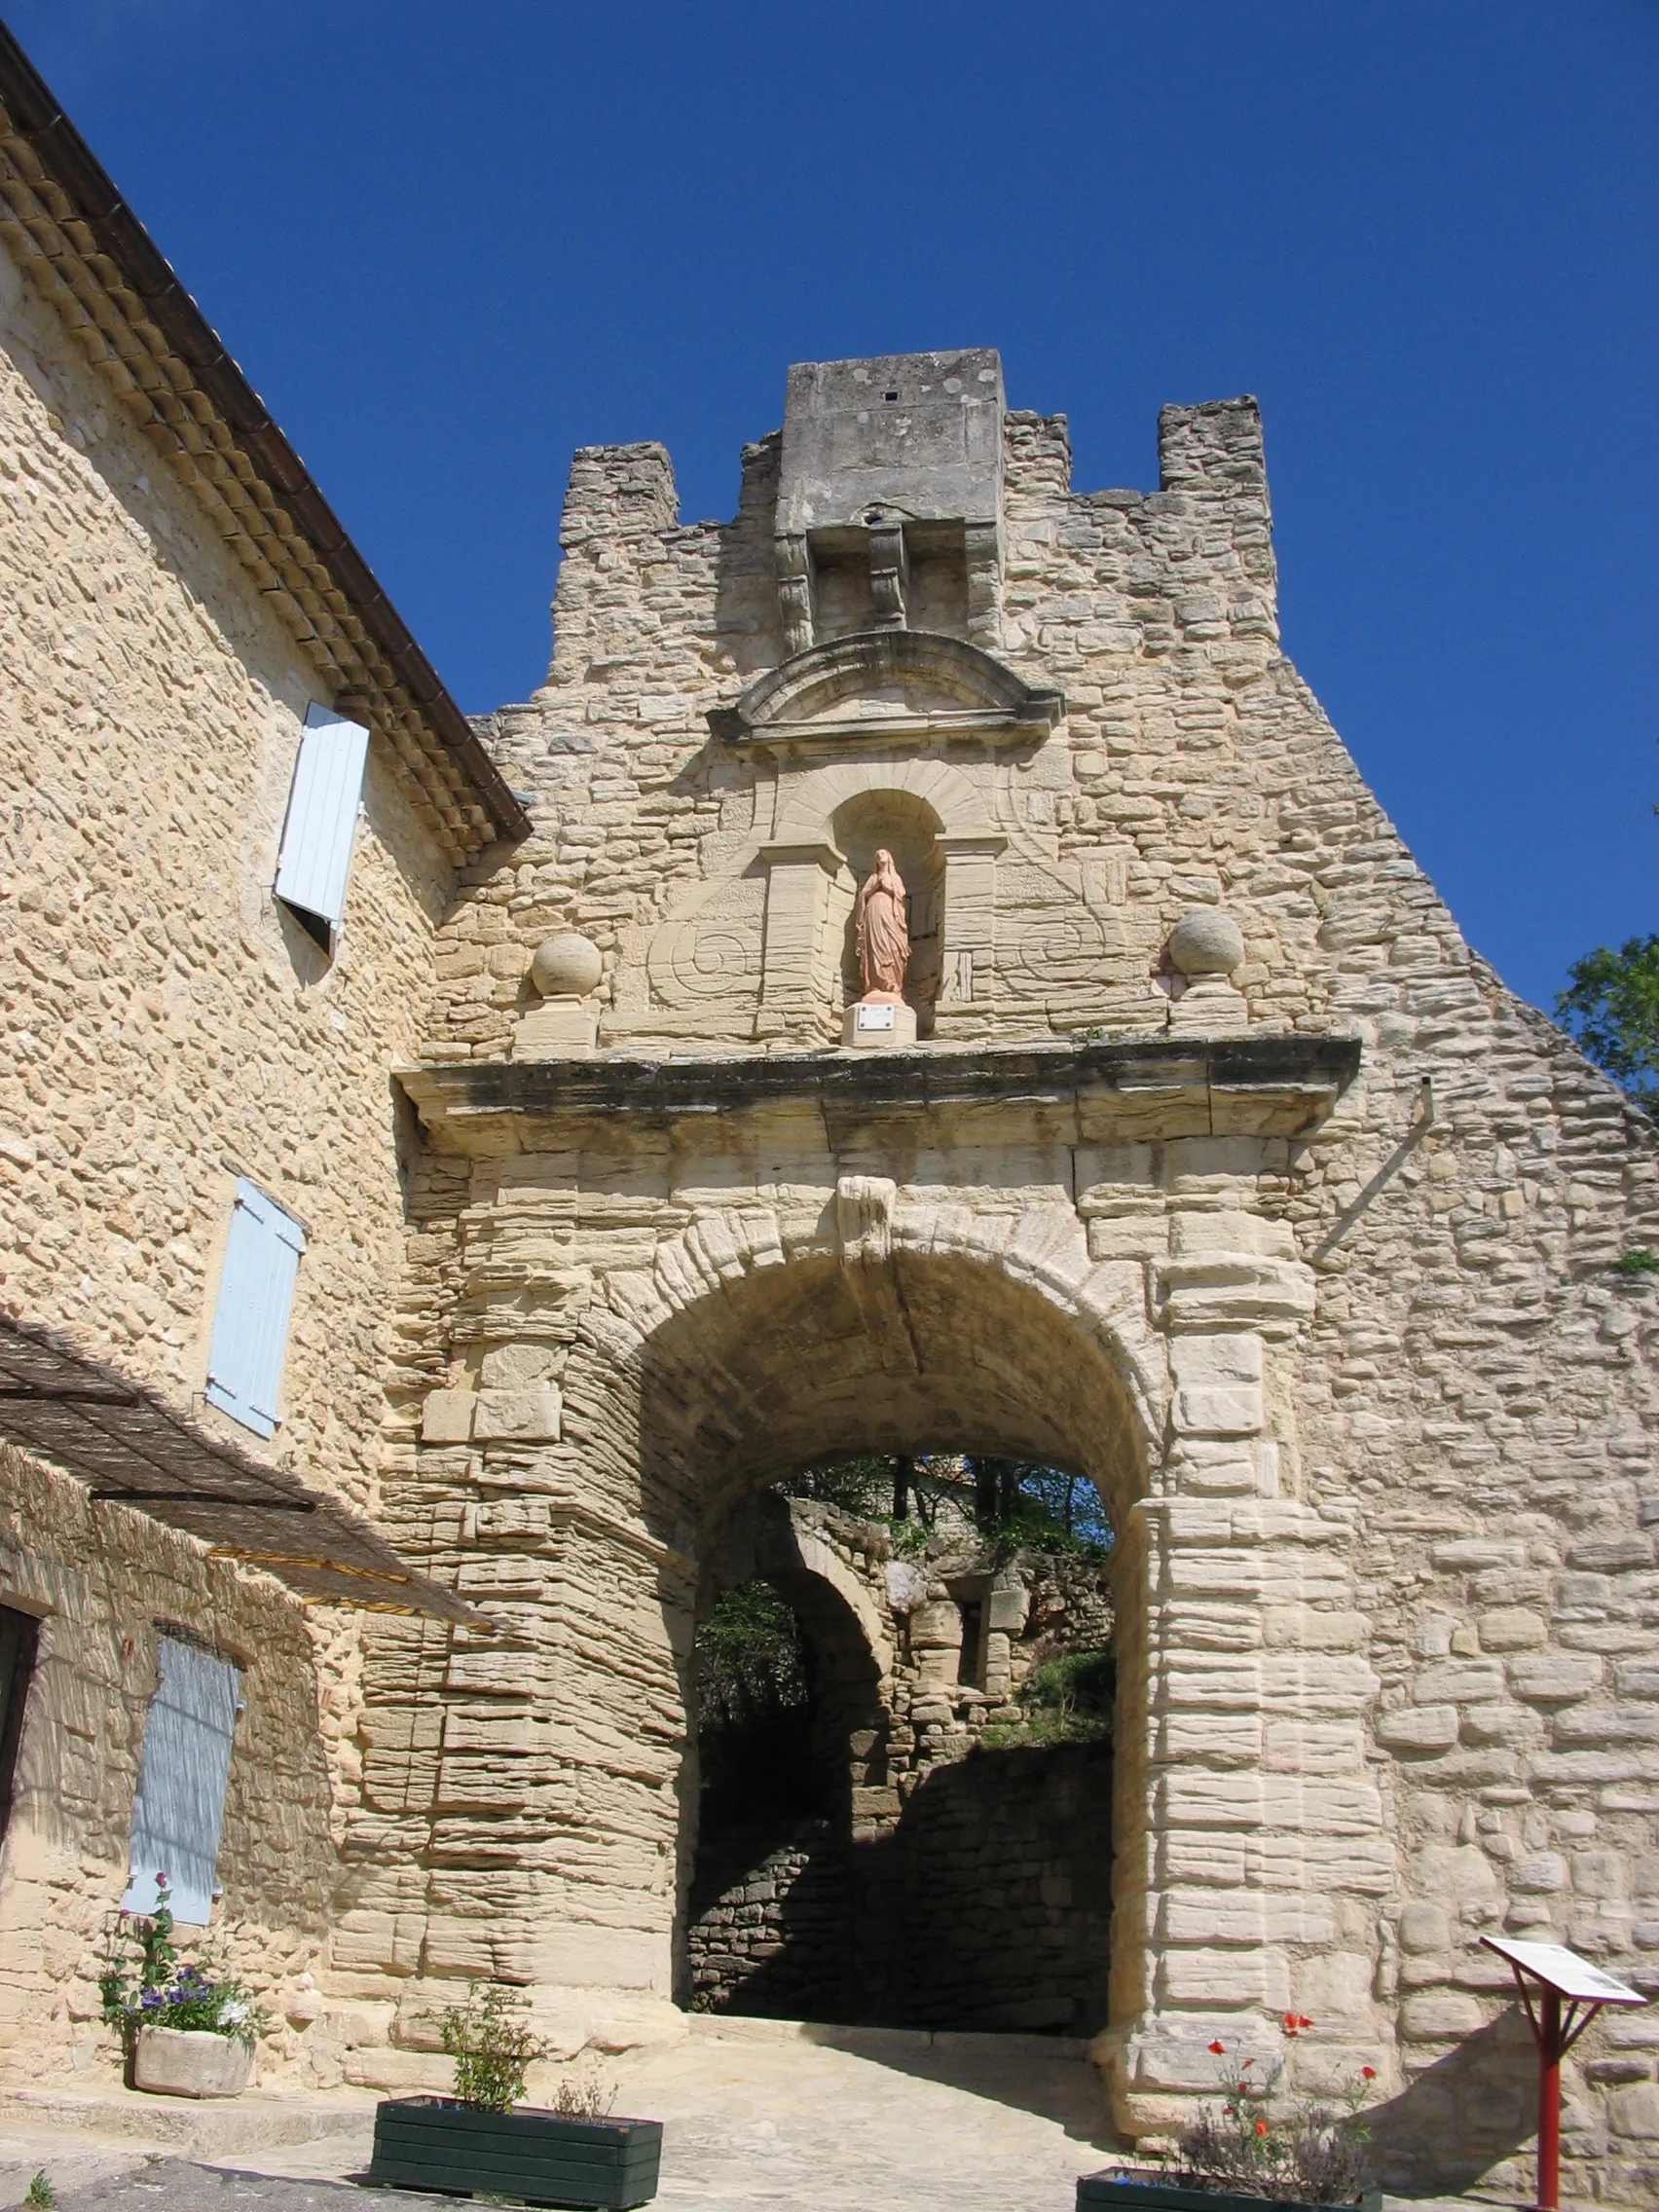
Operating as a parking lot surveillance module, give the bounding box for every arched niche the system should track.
[759,756,1006,1034]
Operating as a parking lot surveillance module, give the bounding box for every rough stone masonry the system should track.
[2,236,1656,2203]
[339,349,1659,2203]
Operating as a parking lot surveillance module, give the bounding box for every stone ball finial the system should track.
[530,931,603,1000]
[1166,907,1244,979]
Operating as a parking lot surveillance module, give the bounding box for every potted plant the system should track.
[1081,2015,1382,2212]
[98,1874,270,2098]
[369,1982,664,2209]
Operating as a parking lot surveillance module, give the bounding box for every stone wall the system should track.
[0,214,469,2086]
[361,363,1659,2200]
[685,1743,1115,2039]
[0,221,457,1518]
[0,1444,339,2085]
[685,1819,846,2018]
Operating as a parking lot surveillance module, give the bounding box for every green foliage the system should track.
[1556,935,1659,1111]
[782,1453,1114,1550]
[98,1877,270,2051]
[694,1581,816,1825]
[25,2172,54,2208]
[696,1581,807,1730]
[1613,1246,1659,1276]
[780,1454,897,1517]
[968,1459,1113,1552]
[981,1648,1115,1748]
[882,1514,930,1556]
[440,1982,548,2114]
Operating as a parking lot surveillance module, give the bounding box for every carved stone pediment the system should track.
[708,631,1063,750]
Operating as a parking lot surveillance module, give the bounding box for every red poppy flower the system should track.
[1255,2119,1269,2137]
[1208,2040,1226,2054]
[1298,2015,1314,2030]
[1361,2066,1377,2081]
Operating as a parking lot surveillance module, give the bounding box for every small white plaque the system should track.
[1481,1936,1646,2006]
[856,1003,896,1032]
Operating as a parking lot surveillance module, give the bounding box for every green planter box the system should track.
[1079,2173,1381,2212]
[369,2096,663,2208]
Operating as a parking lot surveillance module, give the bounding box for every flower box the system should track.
[133,2024,253,2099]
[369,2095,663,2209]
[1079,2172,1382,2212]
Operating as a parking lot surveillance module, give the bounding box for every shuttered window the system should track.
[203,1179,306,1439]
[274,702,370,950]
[122,1634,241,1924]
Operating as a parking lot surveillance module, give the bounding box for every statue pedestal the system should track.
[515,996,598,1058]
[843,998,918,1050]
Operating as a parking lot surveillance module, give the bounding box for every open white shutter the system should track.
[123,1636,241,1924]
[204,1179,306,1439]
[274,703,369,944]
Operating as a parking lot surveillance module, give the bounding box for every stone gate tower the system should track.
[350,351,1659,2195]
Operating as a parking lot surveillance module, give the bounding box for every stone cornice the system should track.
[0,27,529,864]
[399,1033,1362,1155]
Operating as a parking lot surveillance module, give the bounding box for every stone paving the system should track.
[0,2021,1513,2212]
[1,2023,1113,2212]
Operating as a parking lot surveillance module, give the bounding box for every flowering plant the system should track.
[1168,2016,1376,2204]
[98,1875,271,2053]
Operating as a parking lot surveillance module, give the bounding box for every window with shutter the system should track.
[122,1634,241,1924]
[203,1179,306,1439]
[274,702,370,951]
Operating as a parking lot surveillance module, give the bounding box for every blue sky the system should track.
[12,1,1656,1014]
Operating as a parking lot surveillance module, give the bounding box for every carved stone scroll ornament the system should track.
[775,531,816,658]
[867,520,909,631]
[645,877,765,1011]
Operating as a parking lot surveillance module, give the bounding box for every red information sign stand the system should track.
[1481,1936,1646,2210]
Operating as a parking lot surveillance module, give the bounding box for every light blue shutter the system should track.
[204,1180,306,1438]
[123,1636,241,1924]
[274,703,369,944]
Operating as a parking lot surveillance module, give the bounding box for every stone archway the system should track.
[637,1243,1149,2033]
[384,1033,1371,2134]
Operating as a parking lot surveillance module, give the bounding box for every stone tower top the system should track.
[774,348,1007,654]
[776,348,1006,535]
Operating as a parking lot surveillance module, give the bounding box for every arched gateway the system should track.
[339,350,1659,2196]
[390,1030,1364,2140]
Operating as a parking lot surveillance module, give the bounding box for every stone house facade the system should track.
[0,22,1654,2202]
[0,28,517,2078]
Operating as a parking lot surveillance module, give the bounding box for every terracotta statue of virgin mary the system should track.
[854,848,909,1000]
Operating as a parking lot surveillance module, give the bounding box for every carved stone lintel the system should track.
[867,521,909,630]
[775,531,816,655]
